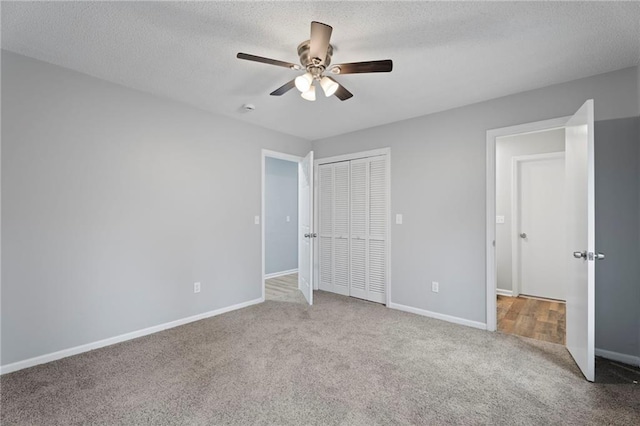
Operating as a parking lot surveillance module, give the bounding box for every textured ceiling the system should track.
[2,1,639,140]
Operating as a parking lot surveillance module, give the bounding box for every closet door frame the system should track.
[313,148,391,306]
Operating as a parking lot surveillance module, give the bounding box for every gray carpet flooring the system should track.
[1,291,638,425]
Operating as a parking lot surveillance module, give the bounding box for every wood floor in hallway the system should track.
[265,273,298,300]
[497,295,566,345]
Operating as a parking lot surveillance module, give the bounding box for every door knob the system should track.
[519,233,527,239]
[304,233,318,238]
[573,251,587,259]
[595,252,605,260]
[304,233,311,238]
[587,252,605,261]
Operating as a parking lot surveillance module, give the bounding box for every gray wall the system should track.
[1,51,311,365]
[265,157,298,275]
[637,66,640,362]
[312,66,640,358]
[594,117,640,358]
[495,129,565,292]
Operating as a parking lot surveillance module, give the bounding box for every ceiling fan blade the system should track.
[270,80,296,96]
[327,77,353,101]
[237,53,300,69]
[331,59,393,75]
[309,21,333,64]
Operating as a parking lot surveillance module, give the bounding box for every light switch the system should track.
[286,215,291,222]
[395,214,403,225]
[496,215,505,224]
[254,216,260,225]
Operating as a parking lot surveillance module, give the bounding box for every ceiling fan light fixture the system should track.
[301,85,316,101]
[295,72,313,92]
[320,76,339,97]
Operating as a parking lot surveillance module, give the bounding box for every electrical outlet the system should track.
[194,282,201,293]
[431,281,439,293]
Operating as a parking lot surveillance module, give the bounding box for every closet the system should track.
[318,154,388,304]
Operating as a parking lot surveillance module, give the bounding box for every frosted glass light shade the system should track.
[295,72,313,92]
[301,85,316,101]
[320,76,339,97]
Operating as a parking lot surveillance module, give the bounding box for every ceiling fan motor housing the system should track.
[297,40,333,73]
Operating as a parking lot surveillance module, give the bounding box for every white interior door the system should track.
[298,151,314,305]
[518,154,566,300]
[565,99,596,382]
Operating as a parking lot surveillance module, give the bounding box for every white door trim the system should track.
[314,148,390,165]
[486,117,570,331]
[314,147,391,306]
[261,149,303,302]
[510,152,565,298]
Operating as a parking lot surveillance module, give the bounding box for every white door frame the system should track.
[261,149,303,302]
[313,147,391,306]
[510,151,565,298]
[486,117,570,331]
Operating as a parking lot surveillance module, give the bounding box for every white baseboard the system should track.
[264,268,298,279]
[0,297,263,375]
[388,302,487,330]
[595,348,640,367]
[496,289,513,297]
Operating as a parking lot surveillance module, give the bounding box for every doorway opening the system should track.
[495,130,567,345]
[262,150,302,303]
[486,100,598,382]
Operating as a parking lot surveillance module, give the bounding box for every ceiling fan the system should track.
[236,21,393,102]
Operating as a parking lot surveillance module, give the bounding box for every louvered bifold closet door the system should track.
[367,156,387,303]
[332,162,350,295]
[318,162,350,295]
[349,159,369,301]
[318,165,333,292]
[320,155,387,303]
